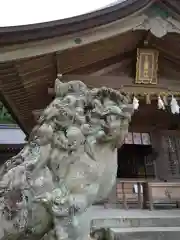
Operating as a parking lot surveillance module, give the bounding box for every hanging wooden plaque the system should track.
[135,48,159,84]
[133,132,142,145]
[124,132,133,144]
[142,133,151,145]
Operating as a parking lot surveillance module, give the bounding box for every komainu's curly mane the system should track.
[0,77,133,240]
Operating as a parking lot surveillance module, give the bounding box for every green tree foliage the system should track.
[0,102,15,124]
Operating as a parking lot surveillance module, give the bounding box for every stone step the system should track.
[91,215,180,231]
[108,227,180,240]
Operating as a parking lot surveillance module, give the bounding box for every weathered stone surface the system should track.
[89,207,180,240]
[109,227,180,240]
[91,216,180,230]
[0,78,133,239]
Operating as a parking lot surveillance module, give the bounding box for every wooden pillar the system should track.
[137,182,143,209]
[150,131,169,181]
[122,182,128,209]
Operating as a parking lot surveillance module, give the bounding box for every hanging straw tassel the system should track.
[157,96,165,110]
[146,94,151,104]
[170,95,180,114]
[133,96,139,110]
[163,95,168,106]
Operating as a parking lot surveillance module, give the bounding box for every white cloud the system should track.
[0,0,126,27]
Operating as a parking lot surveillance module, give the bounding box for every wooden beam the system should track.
[48,75,180,96]
[48,74,132,95]
[50,74,130,86]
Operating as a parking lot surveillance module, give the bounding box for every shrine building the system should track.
[1,0,180,209]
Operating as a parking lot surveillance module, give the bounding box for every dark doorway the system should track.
[117,144,155,179]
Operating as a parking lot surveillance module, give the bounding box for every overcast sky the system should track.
[0,0,126,27]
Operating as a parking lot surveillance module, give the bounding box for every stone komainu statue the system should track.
[0,78,133,240]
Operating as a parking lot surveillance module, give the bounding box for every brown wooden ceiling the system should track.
[1,30,180,134]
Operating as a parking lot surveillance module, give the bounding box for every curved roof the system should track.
[0,0,179,46]
[0,0,128,27]
[0,0,151,45]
